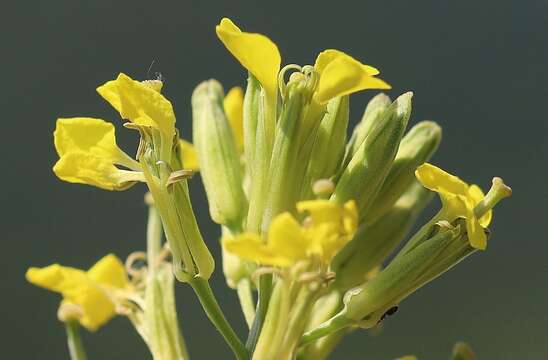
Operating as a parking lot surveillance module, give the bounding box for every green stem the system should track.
[64,321,87,360]
[300,313,351,346]
[190,278,248,360]
[245,273,272,353]
[236,279,256,329]
[147,205,163,274]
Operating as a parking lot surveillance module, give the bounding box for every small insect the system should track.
[377,305,399,324]
[146,60,164,82]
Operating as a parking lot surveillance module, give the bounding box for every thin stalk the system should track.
[190,278,248,360]
[245,273,272,353]
[64,320,87,360]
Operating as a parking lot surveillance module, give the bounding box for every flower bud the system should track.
[341,93,391,171]
[332,92,412,221]
[452,342,476,360]
[331,181,432,291]
[301,96,349,200]
[192,79,247,229]
[363,121,441,224]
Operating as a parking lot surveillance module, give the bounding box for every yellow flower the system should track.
[223,200,357,267]
[223,86,244,152]
[216,18,389,105]
[53,117,143,190]
[54,73,199,189]
[26,254,128,331]
[415,163,492,250]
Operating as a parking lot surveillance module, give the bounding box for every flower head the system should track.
[26,254,128,331]
[223,200,357,267]
[415,163,503,250]
[216,18,390,106]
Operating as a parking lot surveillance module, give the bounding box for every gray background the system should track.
[2,0,547,359]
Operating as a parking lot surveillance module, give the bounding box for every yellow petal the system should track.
[314,50,390,104]
[53,152,138,191]
[96,73,176,140]
[179,139,199,171]
[468,184,492,227]
[415,163,469,198]
[315,49,379,76]
[26,264,87,294]
[224,233,292,268]
[54,118,119,159]
[216,18,281,99]
[466,207,487,250]
[86,254,127,289]
[297,199,341,225]
[267,213,308,261]
[224,86,244,152]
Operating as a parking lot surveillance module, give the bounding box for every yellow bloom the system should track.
[223,86,244,152]
[223,200,357,267]
[26,254,128,331]
[216,18,281,101]
[53,118,142,190]
[216,18,389,105]
[415,163,492,250]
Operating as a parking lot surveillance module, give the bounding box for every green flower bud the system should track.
[192,79,247,229]
[300,96,349,200]
[331,181,433,291]
[363,121,441,224]
[340,93,391,172]
[332,92,412,221]
[342,223,461,326]
[262,67,324,229]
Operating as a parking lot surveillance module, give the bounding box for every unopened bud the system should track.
[192,79,247,229]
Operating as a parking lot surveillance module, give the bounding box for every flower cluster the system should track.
[27,17,511,360]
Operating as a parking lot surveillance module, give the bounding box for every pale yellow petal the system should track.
[86,254,127,289]
[415,163,469,198]
[297,199,341,225]
[224,86,244,152]
[216,18,281,99]
[53,152,137,191]
[314,50,390,104]
[179,139,199,171]
[65,284,116,332]
[96,73,176,139]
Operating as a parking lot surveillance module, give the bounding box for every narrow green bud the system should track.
[262,70,324,229]
[332,92,412,221]
[192,79,247,229]
[301,96,349,200]
[340,93,391,173]
[342,223,460,325]
[363,121,442,224]
[331,181,433,291]
[243,74,262,177]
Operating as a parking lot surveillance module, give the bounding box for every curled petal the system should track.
[466,206,487,250]
[468,184,492,227]
[216,18,281,99]
[96,73,176,140]
[86,254,128,289]
[314,49,390,104]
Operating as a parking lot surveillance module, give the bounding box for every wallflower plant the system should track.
[28,17,511,360]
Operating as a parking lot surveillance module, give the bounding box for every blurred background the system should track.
[2,0,547,358]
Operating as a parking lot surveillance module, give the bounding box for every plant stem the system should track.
[245,273,272,353]
[147,205,163,274]
[64,320,87,360]
[190,277,248,360]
